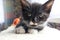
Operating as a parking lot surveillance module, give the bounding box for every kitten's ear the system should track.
[20,0,31,7]
[41,0,54,13]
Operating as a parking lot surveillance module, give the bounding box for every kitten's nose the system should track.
[29,21,38,26]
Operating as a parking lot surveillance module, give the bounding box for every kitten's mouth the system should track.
[30,24,38,27]
[28,25,37,28]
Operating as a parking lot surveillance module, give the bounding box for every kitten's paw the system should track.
[28,29,38,34]
[15,26,25,34]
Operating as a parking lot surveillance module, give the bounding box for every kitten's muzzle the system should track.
[29,21,38,26]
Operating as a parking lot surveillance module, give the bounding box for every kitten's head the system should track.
[21,0,54,27]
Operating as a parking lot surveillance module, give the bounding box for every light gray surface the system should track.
[48,18,60,23]
[0,26,60,40]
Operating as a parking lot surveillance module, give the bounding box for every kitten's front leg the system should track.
[28,29,38,34]
[15,26,25,34]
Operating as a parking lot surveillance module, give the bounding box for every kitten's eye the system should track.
[39,15,43,17]
[35,15,44,22]
[35,16,40,22]
[28,13,31,16]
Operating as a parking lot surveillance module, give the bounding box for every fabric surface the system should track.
[0,25,60,40]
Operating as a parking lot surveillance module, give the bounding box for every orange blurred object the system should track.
[12,17,21,26]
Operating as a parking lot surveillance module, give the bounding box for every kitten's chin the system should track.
[27,24,44,31]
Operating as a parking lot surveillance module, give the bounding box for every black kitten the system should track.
[15,0,54,34]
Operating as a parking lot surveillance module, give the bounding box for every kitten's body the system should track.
[15,0,54,34]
